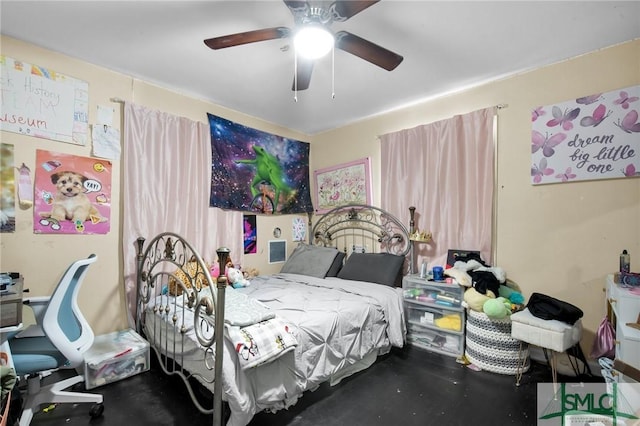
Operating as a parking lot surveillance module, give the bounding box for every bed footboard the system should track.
[135,233,228,426]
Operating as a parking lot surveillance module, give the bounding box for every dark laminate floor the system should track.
[14,346,599,426]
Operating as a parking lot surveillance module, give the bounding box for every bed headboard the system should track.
[310,204,412,260]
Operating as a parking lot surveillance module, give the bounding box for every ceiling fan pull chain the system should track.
[331,45,335,99]
[294,48,298,102]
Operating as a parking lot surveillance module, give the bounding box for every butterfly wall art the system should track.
[531,84,639,185]
[531,157,554,184]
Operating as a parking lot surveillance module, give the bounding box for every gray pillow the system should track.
[325,251,346,277]
[280,244,340,278]
[337,253,405,286]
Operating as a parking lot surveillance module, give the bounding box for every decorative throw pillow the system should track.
[325,251,346,277]
[280,243,340,278]
[337,252,405,287]
[168,259,211,296]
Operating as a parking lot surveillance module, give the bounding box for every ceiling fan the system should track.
[203,0,403,91]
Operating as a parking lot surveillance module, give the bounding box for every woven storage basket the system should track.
[465,309,530,375]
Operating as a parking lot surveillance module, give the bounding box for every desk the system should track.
[1,277,23,330]
[1,277,24,369]
[606,274,640,384]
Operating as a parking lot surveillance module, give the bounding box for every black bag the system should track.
[527,292,583,325]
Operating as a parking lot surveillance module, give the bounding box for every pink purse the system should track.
[590,316,616,359]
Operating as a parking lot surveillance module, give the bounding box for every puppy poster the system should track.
[34,150,111,234]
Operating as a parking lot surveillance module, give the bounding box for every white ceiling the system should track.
[2,1,639,135]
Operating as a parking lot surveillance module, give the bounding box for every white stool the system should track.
[510,308,584,392]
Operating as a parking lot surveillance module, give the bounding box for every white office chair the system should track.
[9,254,104,426]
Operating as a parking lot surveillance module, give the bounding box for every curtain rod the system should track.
[375,104,508,139]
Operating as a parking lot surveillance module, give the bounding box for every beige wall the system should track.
[0,36,308,334]
[1,35,639,353]
[313,39,640,350]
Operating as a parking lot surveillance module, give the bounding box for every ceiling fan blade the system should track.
[204,27,290,50]
[291,58,314,91]
[283,1,308,12]
[333,1,380,21]
[283,0,309,21]
[335,31,403,71]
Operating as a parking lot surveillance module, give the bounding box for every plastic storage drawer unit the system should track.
[405,305,463,332]
[407,325,464,356]
[403,274,466,357]
[84,329,150,389]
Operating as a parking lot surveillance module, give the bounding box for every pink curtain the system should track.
[122,103,242,327]
[380,107,496,271]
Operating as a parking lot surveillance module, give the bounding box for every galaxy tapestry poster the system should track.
[531,85,639,185]
[208,113,313,214]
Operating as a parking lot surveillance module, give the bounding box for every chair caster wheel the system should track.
[90,402,104,418]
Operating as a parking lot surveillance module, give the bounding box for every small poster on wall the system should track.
[0,143,15,233]
[0,56,89,145]
[292,217,306,242]
[243,214,257,254]
[314,157,372,213]
[531,85,639,185]
[34,150,111,234]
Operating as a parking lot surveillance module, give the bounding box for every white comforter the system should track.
[146,273,406,426]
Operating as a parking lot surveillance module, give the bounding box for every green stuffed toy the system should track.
[463,287,495,312]
[498,284,525,305]
[483,296,512,319]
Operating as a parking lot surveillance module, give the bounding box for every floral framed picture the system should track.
[313,157,372,214]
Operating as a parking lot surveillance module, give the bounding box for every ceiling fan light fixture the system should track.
[293,25,334,59]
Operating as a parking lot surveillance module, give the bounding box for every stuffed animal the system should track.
[243,268,260,279]
[210,258,234,280]
[227,267,250,288]
[483,296,512,319]
[463,287,495,312]
[454,259,484,271]
[444,267,472,287]
[168,260,211,296]
[498,284,525,305]
[210,263,225,280]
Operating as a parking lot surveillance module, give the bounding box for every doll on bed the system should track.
[210,258,234,279]
[211,258,251,288]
